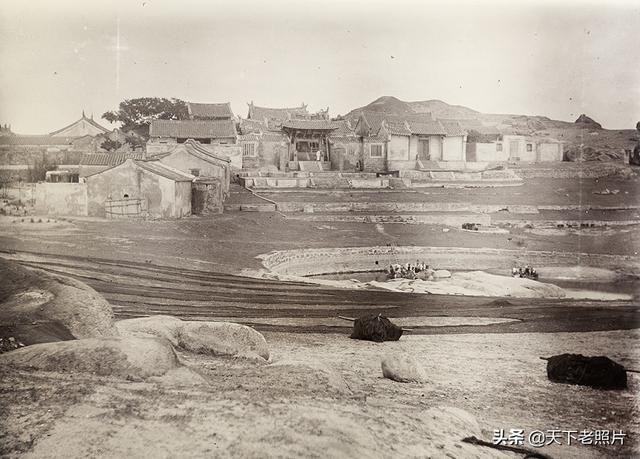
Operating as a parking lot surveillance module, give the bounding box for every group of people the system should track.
[512,265,538,279]
[386,261,430,280]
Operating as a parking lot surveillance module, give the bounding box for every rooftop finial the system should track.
[82,109,85,118]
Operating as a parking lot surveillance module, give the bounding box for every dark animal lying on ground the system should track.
[348,314,403,342]
[542,353,628,390]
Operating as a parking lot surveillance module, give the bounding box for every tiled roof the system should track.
[149,140,231,164]
[248,103,309,122]
[150,120,236,139]
[134,160,194,182]
[238,118,267,135]
[80,152,144,166]
[281,119,337,130]
[440,120,467,136]
[85,158,194,182]
[384,119,411,136]
[49,115,109,137]
[187,102,233,119]
[0,135,73,146]
[262,133,288,141]
[350,111,434,135]
[408,121,447,136]
[330,120,355,136]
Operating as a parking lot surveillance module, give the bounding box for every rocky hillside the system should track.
[343,96,638,162]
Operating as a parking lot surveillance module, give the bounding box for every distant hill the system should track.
[341,96,637,162]
[575,114,602,129]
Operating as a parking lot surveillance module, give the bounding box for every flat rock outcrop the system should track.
[0,258,117,345]
[117,315,270,361]
[0,336,178,379]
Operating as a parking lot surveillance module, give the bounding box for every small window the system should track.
[526,143,533,152]
[370,144,383,158]
[243,143,256,157]
[496,143,503,152]
[190,168,200,177]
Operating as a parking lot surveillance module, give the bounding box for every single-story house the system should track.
[352,112,467,171]
[85,158,193,218]
[148,139,232,196]
[468,135,564,162]
[78,152,145,177]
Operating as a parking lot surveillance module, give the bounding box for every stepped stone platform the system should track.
[237,168,522,190]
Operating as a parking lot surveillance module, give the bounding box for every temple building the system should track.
[49,111,110,137]
[280,120,337,170]
[187,102,234,120]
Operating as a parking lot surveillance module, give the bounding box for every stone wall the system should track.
[259,246,640,277]
[330,137,360,171]
[275,201,538,213]
[34,183,88,216]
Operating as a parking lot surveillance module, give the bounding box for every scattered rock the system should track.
[0,336,179,379]
[381,354,426,383]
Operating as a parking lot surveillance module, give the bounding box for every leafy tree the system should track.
[27,157,57,183]
[102,97,189,139]
[100,139,123,152]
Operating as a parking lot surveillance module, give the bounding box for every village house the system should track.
[0,112,113,180]
[468,134,564,162]
[238,123,289,171]
[84,159,193,219]
[147,139,232,197]
[147,119,237,155]
[349,112,468,172]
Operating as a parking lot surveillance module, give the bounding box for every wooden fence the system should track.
[104,197,147,218]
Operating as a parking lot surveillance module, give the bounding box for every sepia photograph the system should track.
[0,0,638,457]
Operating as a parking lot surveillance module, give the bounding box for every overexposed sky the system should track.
[0,0,638,133]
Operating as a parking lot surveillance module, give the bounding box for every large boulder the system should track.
[0,336,178,379]
[0,258,117,344]
[176,321,269,361]
[117,316,270,361]
[381,354,426,383]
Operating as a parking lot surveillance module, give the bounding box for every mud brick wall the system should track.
[35,182,88,216]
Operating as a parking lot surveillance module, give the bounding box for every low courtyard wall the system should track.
[259,246,640,277]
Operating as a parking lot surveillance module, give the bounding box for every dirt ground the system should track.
[0,173,639,458]
[1,330,638,458]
